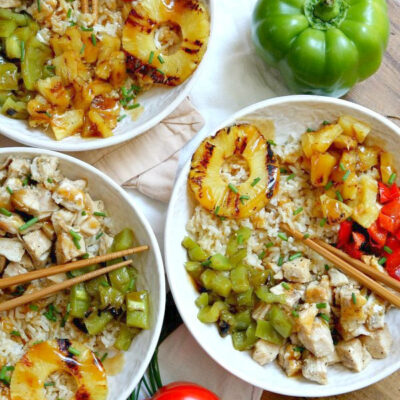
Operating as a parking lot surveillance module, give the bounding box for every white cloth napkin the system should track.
[138,325,263,400]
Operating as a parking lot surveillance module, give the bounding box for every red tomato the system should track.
[337,220,352,248]
[379,198,400,233]
[151,382,220,400]
[378,182,400,204]
[385,249,400,281]
[368,221,387,248]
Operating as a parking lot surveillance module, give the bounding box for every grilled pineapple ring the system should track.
[10,340,107,400]
[189,124,280,219]
[123,0,210,86]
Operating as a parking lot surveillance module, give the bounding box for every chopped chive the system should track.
[19,217,38,231]
[128,278,135,291]
[10,330,20,336]
[228,183,238,194]
[336,191,343,202]
[80,44,85,54]
[67,8,72,18]
[320,218,327,227]
[388,172,397,185]
[251,177,261,187]
[117,115,126,122]
[94,211,106,217]
[324,181,333,190]
[277,255,284,266]
[156,68,165,75]
[82,253,89,259]
[80,26,94,31]
[20,40,25,62]
[148,51,154,64]
[47,178,53,183]
[81,210,87,216]
[214,206,220,215]
[322,120,331,125]
[45,111,52,118]
[29,304,39,311]
[69,21,77,26]
[69,347,80,356]
[239,194,250,205]
[352,292,357,305]
[44,382,55,387]
[46,65,55,71]
[96,231,103,240]
[237,234,244,245]
[384,245,393,254]
[37,0,41,12]
[43,304,57,322]
[281,282,290,290]
[278,232,288,241]
[127,103,140,110]
[293,207,303,216]
[267,139,277,146]
[342,170,350,181]
[324,264,330,271]
[258,250,266,260]
[265,242,274,248]
[100,353,108,362]
[157,54,165,64]
[291,310,299,318]
[306,128,314,132]
[378,257,387,265]
[316,302,326,309]
[280,167,287,173]
[287,173,295,181]
[22,176,29,186]
[6,186,13,195]
[0,208,12,217]
[293,346,305,352]
[69,230,81,249]
[91,33,97,46]
[100,281,110,287]
[319,313,330,323]
[288,252,302,261]
[339,162,346,171]
[201,259,211,267]
[303,233,310,239]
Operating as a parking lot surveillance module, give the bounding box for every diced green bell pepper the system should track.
[234,309,252,331]
[269,305,293,338]
[0,10,29,26]
[5,26,32,59]
[197,301,226,323]
[0,64,18,91]
[114,325,140,351]
[236,227,252,243]
[69,264,99,278]
[249,268,272,288]
[188,245,208,262]
[0,91,11,107]
[1,97,28,119]
[229,248,247,267]
[237,288,254,307]
[209,253,232,271]
[226,236,239,257]
[255,320,283,345]
[85,275,109,297]
[70,283,90,318]
[185,261,203,281]
[200,269,231,297]
[181,236,198,250]
[84,311,113,335]
[231,265,250,293]
[255,286,286,304]
[232,322,257,351]
[99,285,124,309]
[126,290,149,329]
[0,19,17,38]
[112,228,135,252]
[195,292,209,308]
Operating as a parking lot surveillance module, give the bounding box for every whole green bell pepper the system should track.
[252,0,390,97]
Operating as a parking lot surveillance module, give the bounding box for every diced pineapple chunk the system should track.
[380,152,396,185]
[358,146,379,172]
[333,135,357,150]
[341,172,358,200]
[50,27,83,56]
[36,77,70,109]
[51,110,84,140]
[310,153,337,187]
[338,115,370,143]
[331,151,357,182]
[320,194,353,224]
[53,50,89,85]
[302,124,343,158]
[87,109,113,138]
[352,175,380,228]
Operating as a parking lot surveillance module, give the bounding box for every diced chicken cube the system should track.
[361,325,392,359]
[30,156,62,187]
[328,268,349,287]
[11,188,40,216]
[306,275,331,303]
[364,293,386,331]
[278,344,302,377]
[19,253,34,271]
[98,232,114,256]
[324,349,340,365]
[52,178,87,212]
[298,318,335,358]
[282,257,311,283]
[55,231,86,264]
[361,255,385,274]
[36,187,59,218]
[252,302,271,320]
[302,354,328,385]
[7,158,31,179]
[79,215,101,237]
[336,338,371,372]
[3,262,28,278]
[0,238,25,262]
[0,212,25,234]
[270,283,305,308]
[338,287,367,336]
[0,187,11,209]
[51,209,75,233]
[0,170,7,183]
[297,303,318,335]
[23,230,52,268]
[252,339,280,366]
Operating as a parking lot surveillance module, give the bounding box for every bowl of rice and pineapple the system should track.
[165,95,400,397]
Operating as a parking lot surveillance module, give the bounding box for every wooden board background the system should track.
[263,1,400,397]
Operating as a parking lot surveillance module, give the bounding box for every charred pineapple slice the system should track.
[10,339,107,400]
[189,124,280,219]
[123,0,210,86]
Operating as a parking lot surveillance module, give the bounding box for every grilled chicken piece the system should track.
[302,354,328,385]
[0,212,25,234]
[23,230,53,268]
[3,262,28,279]
[0,187,12,210]
[252,339,280,366]
[55,231,86,264]
[31,156,62,188]
[278,344,302,377]
[78,215,101,237]
[7,158,31,179]
[189,124,280,219]
[0,238,25,262]
[123,0,210,87]
[11,187,58,218]
[282,257,311,283]
[98,233,114,256]
[52,178,87,212]
[51,209,75,234]
[270,283,305,308]
[361,325,392,359]
[336,338,371,372]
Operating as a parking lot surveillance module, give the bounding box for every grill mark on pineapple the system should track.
[200,142,215,169]
[266,142,276,163]
[20,354,32,367]
[76,385,91,400]
[182,0,203,12]
[57,338,72,353]
[266,164,279,199]
[183,47,200,54]
[234,135,247,155]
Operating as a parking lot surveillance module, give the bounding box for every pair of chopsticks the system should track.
[281,224,400,308]
[81,0,98,22]
[0,245,149,313]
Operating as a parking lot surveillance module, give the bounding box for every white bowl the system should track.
[165,95,400,397]
[0,0,214,152]
[0,147,165,400]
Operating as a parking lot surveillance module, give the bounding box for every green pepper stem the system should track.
[313,0,341,21]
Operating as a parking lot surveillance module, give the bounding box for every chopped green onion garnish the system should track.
[43,304,57,322]
[22,176,29,186]
[339,162,346,171]
[316,303,326,309]
[148,51,154,64]
[29,304,39,311]
[287,173,295,181]
[265,242,274,248]
[324,264,330,271]
[277,255,284,266]
[251,177,260,187]
[6,186,13,195]
[319,313,330,323]
[81,210,87,216]
[69,21,77,26]
[82,253,89,259]
[94,211,106,217]
[237,234,244,244]
[320,218,327,227]
[214,206,220,215]
[281,282,290,290]
[342,170,350,181]
[127,103,140,110]
[19,217,38,231]
[267,139,277,146]
[388,172,397,185]
[156,68,165,75]
[336,191,343,202]
[69,230,81,249]
[352,292,357,305]
[117,115,126,122]
[324,181,333,190]
[91,33,97,46]
[69,347,80,356]
[20,41,25,62]
[288,252,302,261]
[293,207,303,216]
[81,26,94,31]
[278,232,288,241]
[80,43,85,54]
[258,250,266,260]
[303,233,310,239]
[322,120,331,125]
[228,183,238,194]
[67,8,72,18]
[0,208,12,217]
[280,167,287,173]
[378,257,387,265]
[128,278,135,291]
[96,231,103,240]
[384,245,393,254]
[101,353,108,362]
[306,128,314,132]
[45,111,52,118]
[157,54,165,64]
[293,346,305,352]
[47,178,53,184]
[44,382,55,387]
[201,259,211,267]
[100,281,110,287]
[10,330,20,336]
[37,0,41,12]
[239,194,250,204]
[291,310,299,318]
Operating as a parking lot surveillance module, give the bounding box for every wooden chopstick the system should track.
[281,223,400,308]
[0,245,149,290]
[81,0,89,13]
[0,260,132,313]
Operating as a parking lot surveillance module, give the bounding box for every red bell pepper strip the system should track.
[379,198,400,233]
[343,242,363,260]
[337,220,352,249]
[378,182,400,204]
[385,235,400,252]
[368,221,387,248]
[385,249,400,281]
